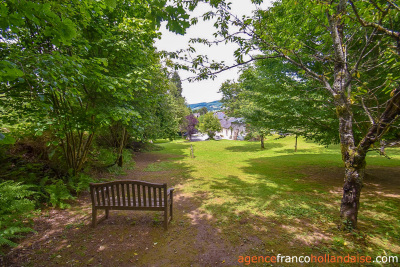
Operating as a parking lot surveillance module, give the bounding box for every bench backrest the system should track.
[90,180,168,208]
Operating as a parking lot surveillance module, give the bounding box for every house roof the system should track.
[214,112,226,120]
[214,112,245,129]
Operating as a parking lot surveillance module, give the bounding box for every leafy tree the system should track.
[219,81,242,118]
[189,0,400,228]
[219,80,270,148]
[184,114,199,141]
[195,106,208,116]
[198,112,222,139]
[168,72,191,138]
[171,71,183,98]
[0,0,193,175]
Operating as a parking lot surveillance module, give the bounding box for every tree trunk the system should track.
[294,134,298,152]
[260,134,264,149]
[340,154,366,228]
[327,1,364,228]
[116,127,127,167]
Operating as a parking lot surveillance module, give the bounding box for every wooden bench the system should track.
[89,180,174,230]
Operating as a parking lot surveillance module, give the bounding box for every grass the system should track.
[144,161,178,172]
[153,136,400,263]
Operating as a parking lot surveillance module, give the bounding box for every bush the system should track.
[90,147,135,174]
[33,174,92,209]
[0,181,35,250]
[44,180,75,209]
[67,173,94,195]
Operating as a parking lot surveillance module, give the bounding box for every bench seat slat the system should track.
[91,196,173,207]
[127,184,131,207]
[106,185,110,206]
[148,186,152,207]
[100,186,106,206]
[132,184,136,206]
[111,184,116,206]
[96,187,101,206]
[116,184,120,206]
[143,185,146,206]
[138,184,142,206]
[122,183,126,206]
[159,187,162,209]
[93,198,166,207]
[153,187,156,207]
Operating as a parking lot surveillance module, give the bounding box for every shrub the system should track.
[0,181,35,249]
[67,173,94,195]
[90,147,135,174]
[44,180,75,209]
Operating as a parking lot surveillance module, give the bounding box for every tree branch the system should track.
[349,0,400,39]
[358,87,400,153]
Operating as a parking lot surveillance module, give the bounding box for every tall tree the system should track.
[184,114,199,141]
[0,0,193,174]
[195,106,208,115]
[189,0,400,228]
[168,71,191,138]
[171,71,183,98]
[198,112,221,139]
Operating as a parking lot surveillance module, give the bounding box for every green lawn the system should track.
[152,136,400,263]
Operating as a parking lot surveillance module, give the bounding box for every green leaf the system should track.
[104,0,117,9]
[99,58,108,67]
[0,60,24,82]
[0,133,16,145]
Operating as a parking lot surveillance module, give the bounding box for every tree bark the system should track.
[339,88,400,228]
[260,134,264,149]
[336,99,362,228]
[327,1,364,228]
[340,152,366,228]
[116,127,127,167]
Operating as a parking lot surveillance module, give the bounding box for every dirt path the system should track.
[1,152,246,267]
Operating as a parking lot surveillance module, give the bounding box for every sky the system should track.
[155,1,273,104]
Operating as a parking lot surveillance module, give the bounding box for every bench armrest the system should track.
[167,188,174,196]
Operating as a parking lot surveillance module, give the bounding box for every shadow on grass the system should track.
[225,142,283,152]
[195,174,337,254]
[273,148,316,154]
[5,144,400,266]
[195,155,400,258]
[156,141,192,158]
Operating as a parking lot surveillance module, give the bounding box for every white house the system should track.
[214,112,246,140]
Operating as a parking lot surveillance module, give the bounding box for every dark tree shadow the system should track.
[225,143,283,153]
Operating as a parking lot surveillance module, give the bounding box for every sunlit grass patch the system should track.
[153,136,400,261]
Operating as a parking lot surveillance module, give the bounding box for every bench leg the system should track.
[164,208,168,230]
[92,207,97,228]
[170,194,173,221]
[106,208,109,219]
[170,203,173,221]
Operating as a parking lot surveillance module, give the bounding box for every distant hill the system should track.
[189,100,222,112]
